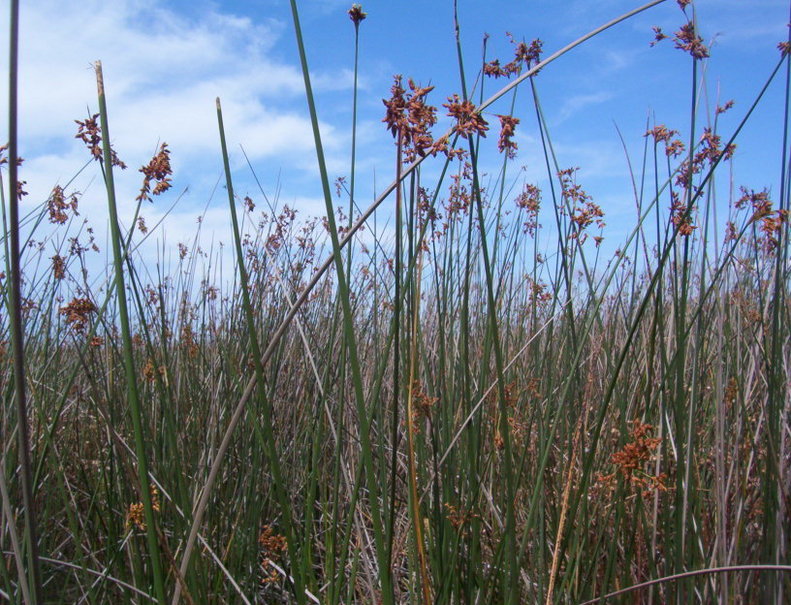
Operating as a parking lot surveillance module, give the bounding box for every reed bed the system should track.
[1,0,789,602]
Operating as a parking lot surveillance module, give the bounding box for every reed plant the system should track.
[1,0,789,602]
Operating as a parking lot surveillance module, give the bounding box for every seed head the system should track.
[348,4,366,26]
[444,94,488,139]
[75,113,126,168]
[649,25,668,46]
[59,297,97,333]
[495,114,520,158]
[137,143,172,203]
[674,22,709,59]
[382,75,438,161]
[51,255,66,280]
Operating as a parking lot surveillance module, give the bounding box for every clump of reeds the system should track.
[1,0,788,603]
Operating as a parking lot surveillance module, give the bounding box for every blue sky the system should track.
[1,0,789,278]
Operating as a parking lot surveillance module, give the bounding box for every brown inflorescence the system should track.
[47,186,80,224]
[444,502,479,532]
[736,187,788,253]
[51,255,66,280]
[125,484,161,531]
[382,75,440,162]
[674,22,709,60]
[59,297,97,334]
[409,380,437,435]
[670,192,697,236]
[694,128,735,166]
[597,420,666,496]
[1,146,28,200]
[716,100,734,115]
[644,124,686,158]
[558,168,605,241]
[75,113,127,168]
[515,183,541,236]
[444,94,488,139]
[259,525,288,585]
[495,114,520,158]
[649,25,667,46]
[137,143,172,203]
[483,33,542,78]
[348,4,366,25]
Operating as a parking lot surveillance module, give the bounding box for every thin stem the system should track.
[6,1,42,601]
[95,61,167,604]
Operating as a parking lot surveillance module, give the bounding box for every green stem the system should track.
[95,61,167,604]
[7,1,42,601]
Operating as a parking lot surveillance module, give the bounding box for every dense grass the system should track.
[2,0,790,603]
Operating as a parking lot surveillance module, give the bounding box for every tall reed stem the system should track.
[95,61,167,604]
[6,1,42,601]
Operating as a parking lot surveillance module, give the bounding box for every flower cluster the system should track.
[51,255,66,280]
[444,94,489,139]
[693,128,735,166]
[670,192,697,236]
[644,125,685,158]
[675,127,735,189]
[597,420,666,496]
[125,484,161,531]
[59,297,97,333]
[736,187,788,253]
[137,143,173,203]
[495,114,520,158]
[47,185,80,224]
[444,502,479,531]
[649,25,667,47]
[75,113,126,168]
[444,162,473,223]
[515,183,541,236]
[409,381,437,435]
[348,4,366,25]
[674,22,709,60]
[483,33,543,78]
[259,525,288,585]
[558,168,605,241]
[382,75,439,162]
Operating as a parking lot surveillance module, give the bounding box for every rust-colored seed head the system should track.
[483,35,542,79]
[516,184,541,236]
[674,22,709,59]
[51,255,66,280]
[495,114,520,158]
[382,75,438,162]
[137,143,172,203]
[348,4,366,25]
[444,94,488,139]
[649,25,668,46]
[75,113,127,168]
[59,297,97,333]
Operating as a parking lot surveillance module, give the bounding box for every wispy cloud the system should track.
[0,0,348,170]
[555,91,614,124]
[0,0,364,282]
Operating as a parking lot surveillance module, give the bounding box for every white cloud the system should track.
[0,0,346,167]
[0,0,361,280]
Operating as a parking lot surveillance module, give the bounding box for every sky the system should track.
[0,0,789,287]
